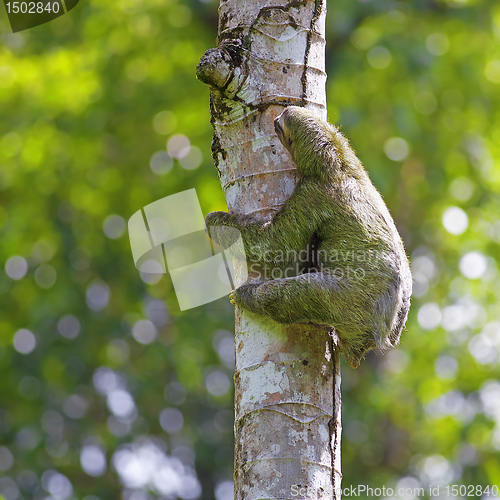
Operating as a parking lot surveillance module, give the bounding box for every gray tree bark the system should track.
[197,1,342,498]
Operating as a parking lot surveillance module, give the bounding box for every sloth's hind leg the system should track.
[233,273,346,325]
[233,273,377,368]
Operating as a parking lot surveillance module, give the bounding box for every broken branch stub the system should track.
[196,46,235,91]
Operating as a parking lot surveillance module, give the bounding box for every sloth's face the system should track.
[274,111,293,153]
[275,106,319,154]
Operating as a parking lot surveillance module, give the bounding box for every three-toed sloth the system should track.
[206,106,412,368]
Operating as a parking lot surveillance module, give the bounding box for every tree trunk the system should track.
[197,1,342,498]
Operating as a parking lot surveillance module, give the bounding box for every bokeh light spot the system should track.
[384,137,409,161]
[417,303,441,330]
[81,445,107,477]
[153,111,177,135]
[442,207,468,235]
[205,369,231,396]
[13,329,36,354]
[367,46,392,69]
[485,60,500,84]
[5,256,28,280]
[179,146,203,170]
[426,33,449,56]
[0,447,14,471]
[132,319,157,344]
[414,91,438,115]
[34,264,57,289]
[57,315,81,339]
[167,134,190,159]
[459,252,488,279]
[103,214,126,239]
[150,150,174,175]
[86,281,110,311]
[159,408,184,433]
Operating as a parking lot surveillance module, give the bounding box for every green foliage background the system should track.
[0,0,499,498]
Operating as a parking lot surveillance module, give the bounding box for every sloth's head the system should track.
[274,106,362,181]
[274,107,323,152]
[274,106,339,181]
